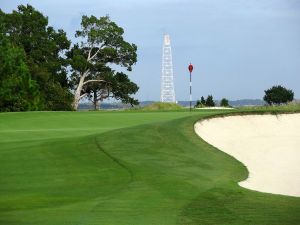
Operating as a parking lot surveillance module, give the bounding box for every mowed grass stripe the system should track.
[0,110,299,225]
[0,128,112,132]
[0,111,206,143]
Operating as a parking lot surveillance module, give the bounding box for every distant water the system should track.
[78,99,267,110]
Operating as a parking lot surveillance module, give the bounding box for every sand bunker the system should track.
[195,113,300,197]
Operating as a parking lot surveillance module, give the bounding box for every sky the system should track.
[1,0,300,101]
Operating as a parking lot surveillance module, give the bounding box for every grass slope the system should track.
[0,110,299,225]
[141,102,183,111]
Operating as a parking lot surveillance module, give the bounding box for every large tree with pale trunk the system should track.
[68,15,138,110]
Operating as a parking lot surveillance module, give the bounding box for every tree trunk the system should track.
[73,72,87,110]
[93,91,99,110]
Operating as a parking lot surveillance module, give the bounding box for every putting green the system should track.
[0,110,299,225]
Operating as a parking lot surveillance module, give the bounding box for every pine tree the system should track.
[205,95,215,107]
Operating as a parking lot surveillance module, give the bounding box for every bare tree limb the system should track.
[80,93,87,99]
[88,44,105,61]
[87,48,92,61]
[82,69,90,78]
[83,79,107,86]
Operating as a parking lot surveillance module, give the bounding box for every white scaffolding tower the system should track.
[161,34,176,103]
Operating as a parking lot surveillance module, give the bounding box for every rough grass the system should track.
[141,102,183,111]
[239,102,300,112]
[0,109,299,225]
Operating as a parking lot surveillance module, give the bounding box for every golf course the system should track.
[1,1,300,224]
[1,109,300,225]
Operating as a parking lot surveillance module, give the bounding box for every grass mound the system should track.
[142,102,183,111]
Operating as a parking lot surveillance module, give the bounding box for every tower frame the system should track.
[160,34,176,103]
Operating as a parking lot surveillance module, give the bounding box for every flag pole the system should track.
[188,63,194,112]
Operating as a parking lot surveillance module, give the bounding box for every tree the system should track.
[3,5,73,110]
[205,95,215,107]
[0,29,40,111]
[200,96,206,106]
[84,70,139,110]
[84,72,110,110]
[263,85,294,105]
[69,15,137,110]
[220,98,230,107]
[195,96,206,108]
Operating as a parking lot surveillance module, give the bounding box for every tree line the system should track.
[195,85,294,108]
[0,5,138,111]
[195,95,230,108]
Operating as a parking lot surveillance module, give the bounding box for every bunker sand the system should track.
[195,114,300,197]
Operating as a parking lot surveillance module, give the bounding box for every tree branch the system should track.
[80,93,87,99]
[83,79,107,86]
[87,48,92,61]
[88,43,105,61]
[98,94,110,103]
[82,69,90,78]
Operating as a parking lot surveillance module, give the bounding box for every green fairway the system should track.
[0,110,299,225]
